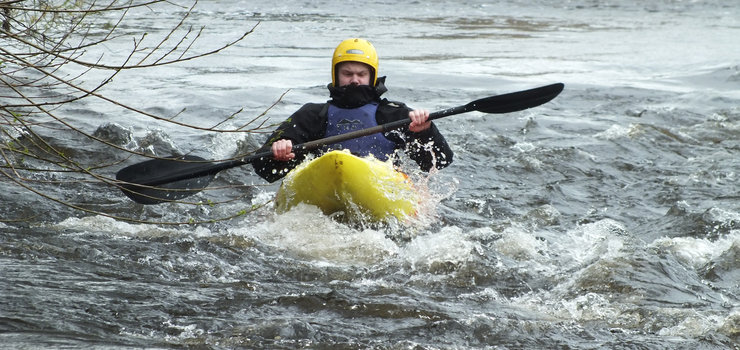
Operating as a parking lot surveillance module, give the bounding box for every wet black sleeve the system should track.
[403,122,454,171]
[251,103,327,182]
[378,102,454,171]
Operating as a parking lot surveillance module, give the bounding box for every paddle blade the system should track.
[116,155,216,204]
[471,83,564,114]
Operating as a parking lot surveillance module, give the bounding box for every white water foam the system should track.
[650,231,739,270]
[594,124,635,140]
[230,203,400,266]
[53,215,193,238]
[400,226,482,271]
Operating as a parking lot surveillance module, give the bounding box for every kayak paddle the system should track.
[116,82,564,204]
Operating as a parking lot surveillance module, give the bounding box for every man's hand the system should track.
[271,139,295,161]
[408,109,431,133]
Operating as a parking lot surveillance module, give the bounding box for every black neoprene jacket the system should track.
[251,77,454,182]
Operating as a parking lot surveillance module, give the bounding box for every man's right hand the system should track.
[271,139,295,161]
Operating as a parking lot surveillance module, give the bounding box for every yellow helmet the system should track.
[331,38,379,86]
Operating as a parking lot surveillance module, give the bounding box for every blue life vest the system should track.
[325,103,396,160]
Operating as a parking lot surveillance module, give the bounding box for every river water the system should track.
[1,0,738,348]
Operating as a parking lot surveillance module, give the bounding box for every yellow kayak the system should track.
[274,150,419,223]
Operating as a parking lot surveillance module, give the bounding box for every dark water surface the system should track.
[1,0,738,348]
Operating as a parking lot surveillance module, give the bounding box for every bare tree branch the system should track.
[1,0,276,225]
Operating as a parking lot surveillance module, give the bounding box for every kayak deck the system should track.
[274,150,418,223]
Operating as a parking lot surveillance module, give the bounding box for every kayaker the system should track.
[252,38,454,182]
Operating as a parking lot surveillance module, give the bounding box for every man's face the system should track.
[337,62,372,87]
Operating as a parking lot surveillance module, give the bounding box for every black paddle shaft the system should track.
[294,82,564,154]
[116,83,564,203]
